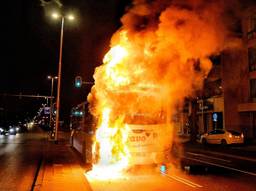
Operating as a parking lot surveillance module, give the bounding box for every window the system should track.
[248,47,256,72]
[248,14,256,33]
[210,55,221,65]
[203,79,223,97]
[215,130,225,134]
[247,14,256,40]
[208,130,216,135]
[227,130,241,136]
[250,79,256,102]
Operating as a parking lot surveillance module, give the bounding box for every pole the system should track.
[201,100,204,132]
[55,16,64,143]
[49,78,54,131]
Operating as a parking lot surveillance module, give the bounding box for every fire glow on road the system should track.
[84,166,203,191]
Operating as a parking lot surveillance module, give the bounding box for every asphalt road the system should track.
[181,142,256,174]
[0,128,46,191]
[86,143,256,191]
[86,162,256,191]
[1,128,256,191]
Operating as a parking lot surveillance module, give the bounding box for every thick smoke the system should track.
[88,0,240,117]
[87,0,243,168]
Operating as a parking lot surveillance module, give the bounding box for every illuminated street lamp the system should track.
[51,12,75,143]
[47,75,58,132]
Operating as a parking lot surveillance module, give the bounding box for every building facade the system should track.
[236,6,256,140]
[195,6,256,141]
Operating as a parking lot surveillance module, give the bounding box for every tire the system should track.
[202,138,207,145]
[221,139,227,145]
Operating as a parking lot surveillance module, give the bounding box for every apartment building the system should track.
[195,6,256,141]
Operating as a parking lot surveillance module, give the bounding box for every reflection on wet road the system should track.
[0,130,46,191]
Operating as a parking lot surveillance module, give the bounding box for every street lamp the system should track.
[47,75,58,132]
[51,12,75,143]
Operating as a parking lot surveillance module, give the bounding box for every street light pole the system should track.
[47,75,57,133]
[50,77,54,124]
[55,16,64,143]
[50,12,75,143]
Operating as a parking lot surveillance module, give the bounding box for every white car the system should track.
[200,129,244,145]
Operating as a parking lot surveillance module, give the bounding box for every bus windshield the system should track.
[124,111,167,125]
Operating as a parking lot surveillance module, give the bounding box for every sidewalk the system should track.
[33,131,93,191]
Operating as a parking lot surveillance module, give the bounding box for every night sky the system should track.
[0,0,130,123]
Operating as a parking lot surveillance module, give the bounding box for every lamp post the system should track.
[52,12,75,143]
[47,75,58,133]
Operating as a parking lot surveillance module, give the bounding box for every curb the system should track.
[31,157,44,191]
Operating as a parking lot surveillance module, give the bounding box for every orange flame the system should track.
[93,107,130,166]
[87,0,236,179]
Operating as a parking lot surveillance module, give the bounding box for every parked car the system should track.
[200,129,244,145]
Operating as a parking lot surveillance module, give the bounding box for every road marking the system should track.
[161,172,203,188]
[172,175,203,187]
[196,150,256,163]
[185,156,256,177]
[186,152,231,163]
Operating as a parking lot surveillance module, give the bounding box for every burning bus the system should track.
[86,0,236,177]
[121,86,172,165]
[90,83,173,168]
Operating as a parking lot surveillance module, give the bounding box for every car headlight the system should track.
[16,127,20,131]
[0,128,3,132]
[9,128,14,132]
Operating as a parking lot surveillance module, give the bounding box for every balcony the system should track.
[238,102,256,112]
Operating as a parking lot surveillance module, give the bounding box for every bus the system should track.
[114,85,173,165]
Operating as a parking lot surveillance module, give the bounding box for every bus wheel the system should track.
[221,139,227,145]
[202,138,207,145]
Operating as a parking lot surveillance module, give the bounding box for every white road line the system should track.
[172,175,203,188]
[161,172,203,188]
[186,152,231,163]
[196,150,256,163]
[185,156,256,177]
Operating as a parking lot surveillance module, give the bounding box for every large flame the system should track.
[93,107,130,166]
[87,0,239,179]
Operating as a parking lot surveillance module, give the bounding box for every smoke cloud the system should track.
[87,0,244,170]
[89,0,241,116]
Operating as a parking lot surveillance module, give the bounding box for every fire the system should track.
[93,107,130,166]
[87,0,238,179]
[89,106,130,178]
[104,45,130,87]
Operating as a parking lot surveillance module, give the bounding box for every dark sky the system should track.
[0,0,130,122]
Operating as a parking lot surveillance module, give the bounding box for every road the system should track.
[0,128,46,191]
[85,143,256,191]
[1,129,256,191]
[182,142,256,175]
[85,163,256,191]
